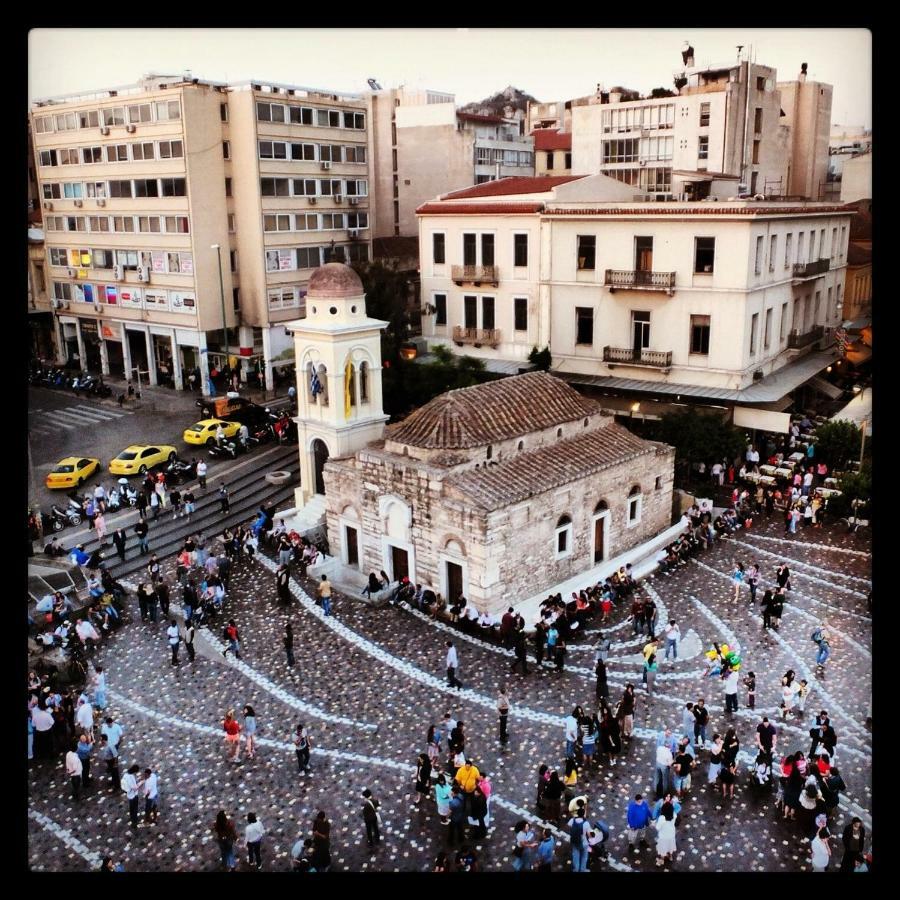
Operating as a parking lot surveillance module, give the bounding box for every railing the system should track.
[605,269,676,293]
[451,265,499,285]
[787,325,825,350]
[792,258,830,278]
[453,326,501,348]
[603,346,673,368]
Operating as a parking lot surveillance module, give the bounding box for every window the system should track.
[756,76,766,92]
[158,177,185,197]
[321,213,342,230]
[260,177,288,197]
[749,312,759,355]
[343,111,365,129]
[827,286,834,321]
[106,144,128,163]
[577,235,596,270]
[154,100,180,121]
[546,151,555,171]
[264,213,292,232]
[462,233,477,266]
[345,144,366,163]
[797,232,805,263]
[752,140,760,165]
[514,297,528,332]
[39,150,57,167]
[434,294,447,326]
[81,146,103,164]
[112,215,135,232]
[784,233,793,268]
[220,103,228,122]
[514,233,528,267]
[130,142,154,161]
[575,307,594,345]
[481,234,495,267]
[754,235,764,274]
[42,183,61,199]
[555,514,573,558]
[228,214,236,233]
[92,249,114,269]
[138,216,162,233]
[127,103,152,124]
[627,485,642,525]
[222,141,231,160]
[88,215,110,232]
[229,250,237,273]
[347,212,368,229]
[224,177,234,197]
[694,237,715,273]
[48,248,68,266]
[840,225,847,258]
[291,142,316,160]
[463,295,477,329]
[295,213,317,231]
[698,135,709,161]
[265,249,295,272]
[164,215,190,234]
[768,235,777,272]
[699,102,711,127]
[78,110,99,129]
[754,107,763,132]
[133,178,158,198]
[290,106,314,125]
[52,282,73,301]
[256,101,272,122]
[345,179,367,197]
[158,140,183,159]
[482,296,495,330]
[116,250,139,270]
[108,180,133,198]
[292,178,317,196]
[296,246,322,269]
[259,140,288,159]
[764,307,773,349]
[689,314,710,354]
[34,115,53,133]
[602,138,639,163]
[101,107,125,126]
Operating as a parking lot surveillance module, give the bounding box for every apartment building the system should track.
[30,74,374,392]
[417,175,853,416]
[533,129,572,176]
[569,49,830,203]
[368,88,534,238]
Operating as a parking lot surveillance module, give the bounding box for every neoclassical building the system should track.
[289,262,675,614]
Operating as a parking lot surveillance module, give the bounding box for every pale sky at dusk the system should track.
[29,28,872,128]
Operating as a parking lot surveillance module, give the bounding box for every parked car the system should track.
[108,444,177,476]
[183,418,242,447]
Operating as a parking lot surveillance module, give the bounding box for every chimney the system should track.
[682,44,695,67]
[609,90,622,104]
[799,62,808,83]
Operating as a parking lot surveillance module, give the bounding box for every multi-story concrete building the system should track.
[368,88,534,238]
[29,73,373,393]
[570,49,830,203]
[417,175,853,419]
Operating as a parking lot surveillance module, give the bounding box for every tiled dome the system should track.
[307,262,364,299]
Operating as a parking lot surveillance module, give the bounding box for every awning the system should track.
[808,375,844,400]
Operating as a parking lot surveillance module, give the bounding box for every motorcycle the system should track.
[165,458,198,484]
[208,438,248,460]
[91,379,113,398]
[50,503,82,528]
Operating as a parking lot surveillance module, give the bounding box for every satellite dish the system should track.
[367,78,383,91]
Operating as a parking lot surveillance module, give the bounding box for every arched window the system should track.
[359,361,369,402]
[346,361,356,408]
[306,361,316,402]
[517,440,524,451]
[317,364,329,406]
[555,514,573,558]
[594,500,608,514]
[627,485,642,526]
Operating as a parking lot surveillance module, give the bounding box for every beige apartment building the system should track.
[29,74,373,392]
[417,175,853,420]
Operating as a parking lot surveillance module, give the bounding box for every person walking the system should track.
[445,641,463,689]
[655,739,674,797]
[222,620,242,659]
[122,764,141,828]
[311,811,332,871]
[316,575,333,617]
[664,619,680,661]
[626,793,652,851]
[112,527,127,562]
[693,698,709,748]
[166,619,180,665]
[223,709,242,762]
[93,511,108,546]
[448,787,466,846]
[644,652,658,698]
[184,620,196,662]
[361,789,381,848]
[731,562,745,602]
[413,752,433,806]
[276,564,291,605]
[196,459,208,491]
[567,801,590,872]
[497,686,510,744]
[840,818,866,872]
[654,802,677,867]
[183,487,196,522]
[75,733,93,789]
[435,773,452,825]
[617,684,636,740]
[747,563,760,604]
[283,622,295,667]
[245,813,264,870]
[98,734,120,790]
[243,705,257,760]
[707,733,724,786]
[810,827,832,872]
[157,580,170,618]
[218,483,230,514]
[723,666,740,713]
[293,723,312,774]
[213,810,238,871]
[134,519,149,556]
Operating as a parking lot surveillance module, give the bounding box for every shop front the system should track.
[100,320,125,377]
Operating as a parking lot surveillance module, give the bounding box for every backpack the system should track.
[569,817,585,844]
[811,628,822,644]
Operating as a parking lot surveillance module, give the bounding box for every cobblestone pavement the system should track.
[28,514,871,872]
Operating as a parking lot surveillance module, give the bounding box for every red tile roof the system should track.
[417,201,543,215]
[442,176,584,200]
[531,129,572,151]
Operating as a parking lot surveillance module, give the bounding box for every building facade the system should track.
[417,175,853,412]
[29,74,374,393]
[532,129,572,176]
[323,370,675,614]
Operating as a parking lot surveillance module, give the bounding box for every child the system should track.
[796,679,809,715]
[780,681,796,719]
[743,671,756,710]
[600,594,612,623]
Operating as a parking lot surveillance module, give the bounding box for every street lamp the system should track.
[211,244,228,373]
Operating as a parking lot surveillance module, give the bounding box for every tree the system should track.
[813,420,863,471]
[826,461,871,519]
[528,346,552,371]
[649,87,676,98]
[351,261,412,362]
[659,409,746,479]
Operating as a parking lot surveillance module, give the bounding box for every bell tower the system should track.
[287,262,389,508]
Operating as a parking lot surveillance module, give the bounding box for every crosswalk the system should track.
[29,402,134,436]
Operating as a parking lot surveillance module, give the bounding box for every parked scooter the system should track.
[165,458,198,484]
[208,439,242,460]
[49,503,82,528]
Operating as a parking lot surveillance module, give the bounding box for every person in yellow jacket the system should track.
[454,759,480,819]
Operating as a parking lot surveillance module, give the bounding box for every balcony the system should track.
[605,269,676,295]
[453,326,501,348]
[787,325,825,350]
[603,346,673,368]
[792,258,830,280]
[451,265,499,286]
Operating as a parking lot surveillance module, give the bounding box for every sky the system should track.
[29,28,872,128]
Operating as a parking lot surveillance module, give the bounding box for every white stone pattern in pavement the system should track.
[28,809,104,869]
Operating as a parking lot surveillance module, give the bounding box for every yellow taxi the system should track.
[108,444,177,476]
[45,456,100,490]
[183,418,242,447]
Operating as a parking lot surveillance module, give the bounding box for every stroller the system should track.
[749,754,774,799]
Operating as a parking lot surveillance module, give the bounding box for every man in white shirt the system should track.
[65,745,83,800]
[196,459,208,491]
[101,716,124,751]
[711,461,724,485]
[142,768,159,824]
[445,641,462,689]
[565,708,581,758]
[724,668,740,713]
[664,620,681,661]
[31,705,55,759]
[655,743,674,795]
[75,698,94,736]
[166,620,181,666]
[245,813,265,869]
[121,764,141,828]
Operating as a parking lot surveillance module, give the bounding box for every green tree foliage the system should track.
[528,346,552,371]
[658,408,746,477]
[826,461,871,519]
[649,87,676,98]
[813,419,864,470]
[351,261,412,360]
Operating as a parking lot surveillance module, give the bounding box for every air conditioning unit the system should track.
[308,196,317,205]
[93,303,103,313]
[97,198,106,207]
[321,161,332,171]
[126,124,136,133]
[348,197,359,206]
[348,228,359,239]
[43,201,53,211]
[73,199,83,207]
[137,266,149,283]
[334,194,343,203]
[66,268,76,278]
[100,126,110,135]
[113,264,124,280]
